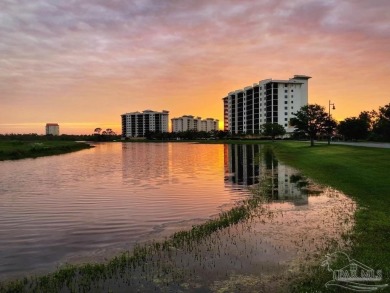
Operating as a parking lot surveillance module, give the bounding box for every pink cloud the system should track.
[1,0,389,133]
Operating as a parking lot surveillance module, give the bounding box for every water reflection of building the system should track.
[122,143,170,182]
[225,144,261,186]
[225,144,308,205]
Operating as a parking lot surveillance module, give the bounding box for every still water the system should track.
[0,143,248,279]
[0,142,355,288]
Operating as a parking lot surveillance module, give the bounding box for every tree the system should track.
[213,130,230,140]
[94,128,102,135]
[358,111,376,131]
[372,103,390,141]
[101,128,116,136]
[290,104,332,146]
[325,118,338,144]
[260,123,286,141]
[338,117,370,140]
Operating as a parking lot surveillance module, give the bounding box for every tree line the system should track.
[140,124,287,141]
[290,102,390,146]
[0,133,121,142]
[2,102,388,144]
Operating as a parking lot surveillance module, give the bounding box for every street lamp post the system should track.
[328,100,336,145]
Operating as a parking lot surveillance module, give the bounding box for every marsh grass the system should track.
[0,141,92,161]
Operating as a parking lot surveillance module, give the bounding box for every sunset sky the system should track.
[1,0,389,134]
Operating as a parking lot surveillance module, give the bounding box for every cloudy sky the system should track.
[1,0,389,134]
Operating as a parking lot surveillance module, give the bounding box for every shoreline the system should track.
[0,141,93,161]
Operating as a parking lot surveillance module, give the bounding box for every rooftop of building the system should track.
[224,74,311,96]
[171,115,219,121]
[122,110,169,115]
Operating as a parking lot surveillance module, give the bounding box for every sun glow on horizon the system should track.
[1,0,389,134]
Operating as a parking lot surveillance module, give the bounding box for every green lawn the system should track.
[0,140,93,161]
[267,141,390,291]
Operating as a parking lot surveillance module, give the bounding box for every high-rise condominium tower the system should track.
[223,75,311,134]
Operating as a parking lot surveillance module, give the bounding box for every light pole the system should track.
[328,100,336,145]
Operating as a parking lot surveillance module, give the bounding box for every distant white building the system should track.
[223,75,310,134]
[121,110,169,137]
[171,115,219,132]
[45,123,59,136]
[201,118,219,132]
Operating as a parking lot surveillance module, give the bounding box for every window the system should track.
[291,112,294,115]
[291,101,293,103]
[285,112,288,115]
[285,95,288,98]
[285,107,288,110]
[285,118,288,121]
[285,123,287,127]
[285,90,288,93]
[291,89,294,92]
[291,106,293,109]
[285,101,288,104]
[284,84,288,87]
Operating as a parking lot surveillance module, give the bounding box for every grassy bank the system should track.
[0,141,93,161]
[267,141,390,291]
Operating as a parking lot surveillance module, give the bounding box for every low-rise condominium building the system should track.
[45,123,59,135]
[121,110,169,137]
[171,115,219,132]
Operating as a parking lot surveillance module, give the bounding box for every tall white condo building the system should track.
[223,75,310,134]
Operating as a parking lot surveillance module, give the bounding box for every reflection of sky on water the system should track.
[96,145,357,292]
[121,144,357,292]
[0,143,247,280]
[0,142,356,291]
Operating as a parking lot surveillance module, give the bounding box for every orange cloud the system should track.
[0,0,389,134]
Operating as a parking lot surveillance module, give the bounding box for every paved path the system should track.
[317,141,390,149]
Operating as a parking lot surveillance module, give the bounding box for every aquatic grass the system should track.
[0,141,92,161]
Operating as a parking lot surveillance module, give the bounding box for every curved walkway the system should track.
[320,141,390,149]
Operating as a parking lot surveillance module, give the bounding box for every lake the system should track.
[0,142,355,290]
[0,143,248,279]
